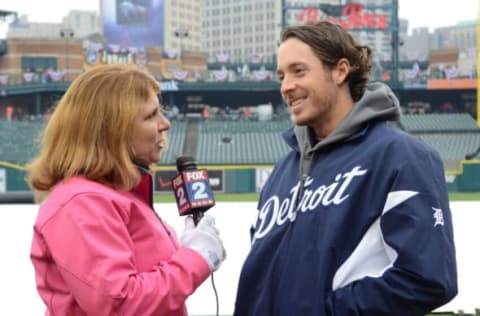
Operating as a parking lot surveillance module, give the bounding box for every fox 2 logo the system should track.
[177,180,211,207]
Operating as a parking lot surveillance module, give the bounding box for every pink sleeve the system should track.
[40,194,211,315]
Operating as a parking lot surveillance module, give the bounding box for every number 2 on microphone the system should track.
[176,187,187,206]
[176,182,209,205]
[191,182,208,200]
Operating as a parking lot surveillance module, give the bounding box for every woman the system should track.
[28,64,226,315]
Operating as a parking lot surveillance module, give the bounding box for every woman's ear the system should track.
[333,58,351,85]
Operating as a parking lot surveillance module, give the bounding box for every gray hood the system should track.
[294,82,401,179]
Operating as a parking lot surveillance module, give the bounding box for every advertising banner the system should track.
[297,3,388,30]
[101,0,164,48]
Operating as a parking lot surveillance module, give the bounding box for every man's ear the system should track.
[333,58,350,85]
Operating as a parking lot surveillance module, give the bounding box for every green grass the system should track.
[448,192,480,201]
[155,192,480,203]
[154,193,260,203]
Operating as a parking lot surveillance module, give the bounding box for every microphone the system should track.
[171,156,215,225]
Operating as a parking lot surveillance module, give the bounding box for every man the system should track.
[234,21,457,316]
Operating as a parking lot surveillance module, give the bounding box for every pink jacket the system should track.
[31,175,211,315]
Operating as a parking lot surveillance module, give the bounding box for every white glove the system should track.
[180,214,226,272]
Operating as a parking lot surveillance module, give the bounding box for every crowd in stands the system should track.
[164,103,289,122]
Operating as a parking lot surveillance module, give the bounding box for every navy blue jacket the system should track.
[234,83,457,315]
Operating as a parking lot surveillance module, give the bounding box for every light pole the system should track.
[390,0,400,88]
[174,29,189,59]
[60,28,74,81]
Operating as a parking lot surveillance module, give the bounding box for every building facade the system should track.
[201,0,281,63]
[163,0,202,55]
[431,20,477,53]
[401,20,477,78]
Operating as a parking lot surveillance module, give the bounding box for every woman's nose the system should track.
[158,113,171,131]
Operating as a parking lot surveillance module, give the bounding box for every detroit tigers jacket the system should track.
[234,82,457,316]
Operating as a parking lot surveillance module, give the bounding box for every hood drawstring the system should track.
[293,144,314,221]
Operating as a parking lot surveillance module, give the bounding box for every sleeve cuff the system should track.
[173,247,212,284]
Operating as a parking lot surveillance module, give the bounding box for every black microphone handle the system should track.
[193,210,204,226]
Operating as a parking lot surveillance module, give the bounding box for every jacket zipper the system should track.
[293,148,313,219]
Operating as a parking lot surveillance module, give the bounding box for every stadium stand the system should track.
[1,113,479,172]
[415,133,480,170]
[0,120,43,164]
[159,120,187,165]
[400,113,480,133]
[399,114,480,171]
[466,146,480,160]
[195,119,292,164]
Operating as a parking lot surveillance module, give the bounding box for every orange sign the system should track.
[427,79,477,90]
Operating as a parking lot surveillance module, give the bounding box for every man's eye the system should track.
[295,68,305,75]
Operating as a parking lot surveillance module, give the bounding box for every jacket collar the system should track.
[284,122,373,154]
[130,164,153,208]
